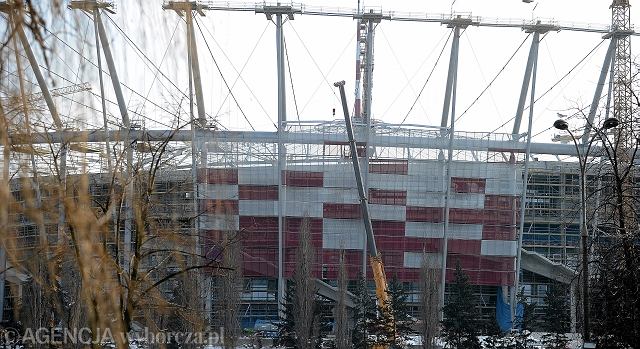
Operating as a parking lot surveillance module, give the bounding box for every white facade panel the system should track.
[201,215,239,231]
[321,188,359,204]
[481,240,518,257]
[285,187,323,203]
[285,201,323,218]
[238,167,278,185]
[198,184,238,200]
[405,222,444,238]
[450,162,487,178]
[450,193,485,209]
[322,218,366,250]
[370,173,409,191]
[485,178,517,195]
[406,191,444,207]
[408,161,444,176]
[369,204,406,221]
[239,200,278,216]
[406,175,445,193]
[448,224,483,240]
[403,252,442,268]
[323,165,357,188]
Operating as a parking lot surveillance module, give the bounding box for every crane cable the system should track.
[38,12,192,127]
[194,17,257,130]
[456,33,532,123]
[283,34,301,122]
[488,38,605,135]
[399,30,453,127]
[197,19,273,127]
[379,26,443,119]
[287,21,343,110]
[103,14,189,111]
[3,44,177,130]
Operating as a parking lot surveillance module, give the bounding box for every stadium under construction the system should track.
[0,0,637,335]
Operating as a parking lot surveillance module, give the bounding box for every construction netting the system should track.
[198,121,523,287]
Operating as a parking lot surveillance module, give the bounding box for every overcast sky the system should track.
[32,0,640,143]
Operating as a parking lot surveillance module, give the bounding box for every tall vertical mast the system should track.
[611,0,632,134]
[361,10,381,124]
[353,1,365,119]
[610,0,636,243]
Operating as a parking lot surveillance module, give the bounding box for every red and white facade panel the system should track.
[198,158,519,286]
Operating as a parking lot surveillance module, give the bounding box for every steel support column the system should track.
[92,7,134,276]
[583,38,617,144]
[185,9,207,127]
[14,23,63,129]
[513,38,539,320]
[512,32,540,136]
[10,7,69,245]
[439,24,461,320]
[93,8,112,173]
[440,26,461,128]
[257,3,298,317]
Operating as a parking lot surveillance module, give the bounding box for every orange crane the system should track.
[334,80,395,347]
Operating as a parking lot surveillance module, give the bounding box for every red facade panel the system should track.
[201,230,225,263]
[450,208,484,224]
[369,160,409,175]
[447,239,481,254]
[320,250,364,279]
[446,255,514,272]
[445,269,515,286]
[284,218,323,248]
[451,177,486,193]
[238,185,278,200]
[323,203,361,219]
[402,237,441,253]
[283,170,324,187]
[243,248,278,277]
[484,195,517,210]
[283,217,324,278]
[482,209,514,225]
[200,199,239,215]
[372,220,406,237]
[239,216,278,232]
[198,168,238,184]
[482,224,516,240]
[239,216,278,277]
[406,206,443,222]
[369,189,407,206]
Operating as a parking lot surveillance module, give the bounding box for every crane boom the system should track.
[334,80,394,346]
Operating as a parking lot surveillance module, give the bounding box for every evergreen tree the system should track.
[512,290,538,349]
[387,276,414,347]
[276,280,298,349]
[441,261,481,349]
[351,274,377,349]
[370,301,395,348]
[541,282,570,349]
[514,290,538,332]
[310,295,333,349]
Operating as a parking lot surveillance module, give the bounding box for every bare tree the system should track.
[217,233,243,349]
[293,218,318,349]
[334,249,350,349]
[419,252,440,349]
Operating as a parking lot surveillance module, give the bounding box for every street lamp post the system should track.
[553,117,619,344]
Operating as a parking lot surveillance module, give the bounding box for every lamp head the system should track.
[602,117,619,130]
[553,119,569,131]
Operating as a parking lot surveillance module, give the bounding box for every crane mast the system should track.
[334,80,395,347]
